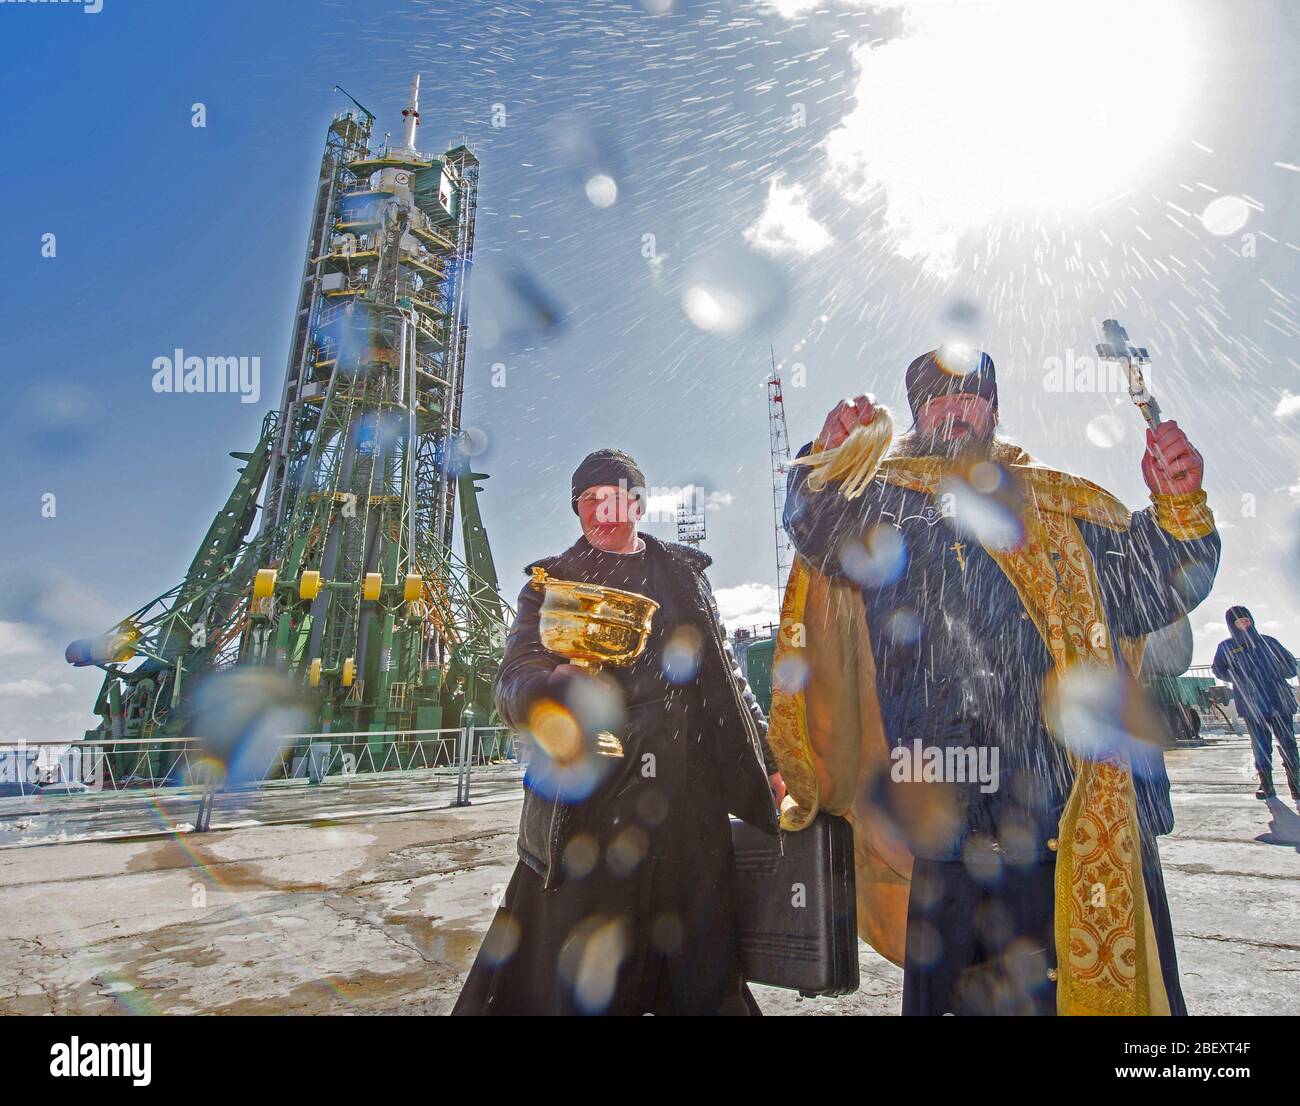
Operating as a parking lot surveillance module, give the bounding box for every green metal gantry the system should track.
[69,78,509,753]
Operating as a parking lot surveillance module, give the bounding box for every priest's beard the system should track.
[892,423,1001,462]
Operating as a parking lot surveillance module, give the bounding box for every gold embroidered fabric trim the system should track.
[1151,489,1215,541]
[766,564,819,832]
[980,502,1166,1016]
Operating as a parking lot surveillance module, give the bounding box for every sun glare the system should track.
[825,0,1196,265]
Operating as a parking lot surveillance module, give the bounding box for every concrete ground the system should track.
[0,731,1296,1015]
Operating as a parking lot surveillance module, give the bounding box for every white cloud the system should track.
[743,175,834,258]
[0,622,43,657]
[759,0,821,15]
[714,582,781,629]
[0,614,101,739]
[644,485,733,521]
[0,678,65,699]
[759,0,877,15]
[1274,392,1300,419]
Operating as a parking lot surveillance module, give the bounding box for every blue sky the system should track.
[1,0,1297,739]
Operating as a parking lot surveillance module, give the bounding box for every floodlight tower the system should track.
[675,494,707,547]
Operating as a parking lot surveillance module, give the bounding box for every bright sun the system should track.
[824,0,1196,267]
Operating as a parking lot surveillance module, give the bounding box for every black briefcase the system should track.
[730,812,859,997]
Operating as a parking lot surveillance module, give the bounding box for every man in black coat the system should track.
[1212,605,1299,800]
[454,449,782,1015]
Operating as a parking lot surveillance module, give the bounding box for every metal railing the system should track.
[0,725,523,817]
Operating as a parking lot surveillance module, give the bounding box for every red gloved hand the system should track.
[1141,419,1204,495]
[816,394,877,451]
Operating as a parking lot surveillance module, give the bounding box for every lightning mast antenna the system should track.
[332,84,375,126]
[767,349,793,598]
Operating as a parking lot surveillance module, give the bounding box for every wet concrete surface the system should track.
[0,733,1295,1015]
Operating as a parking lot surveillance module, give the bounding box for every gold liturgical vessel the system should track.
[528,566,660,760]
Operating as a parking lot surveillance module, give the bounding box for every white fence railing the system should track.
[0,726,523,819]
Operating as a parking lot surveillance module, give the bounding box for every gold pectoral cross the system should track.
[950,542,967,573]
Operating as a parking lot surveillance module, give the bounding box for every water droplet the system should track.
[883,607,923,644]
[661,624,703,684]
[943,297,982,330]
[838,524,908,587]
[1086,413,1126,448]
[1200,195,1250,236]
[934,343,983,377]
[607,825,649,877]
[940,472,1024,552]
[1042,667,1158,763]
[559,916,630,1014]
[189,670,312,786]
[585,174,618,208]
[473,260,565,348]
[562,833,600,880]
[681,245,787,336]
[458,426,489,458]
[772,654,809,694]
[480,912,522,965]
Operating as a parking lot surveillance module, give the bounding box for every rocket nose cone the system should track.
[66,639,94,666]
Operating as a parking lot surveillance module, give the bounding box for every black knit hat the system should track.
[571,448,646,514]
[905,346,998,420]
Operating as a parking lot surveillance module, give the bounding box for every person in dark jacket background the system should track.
[1212,605,1299,801]
[454,448,782,1016]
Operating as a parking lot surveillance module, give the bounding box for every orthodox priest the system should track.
[771,346,1219,1016]
[454,449,782,1015]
